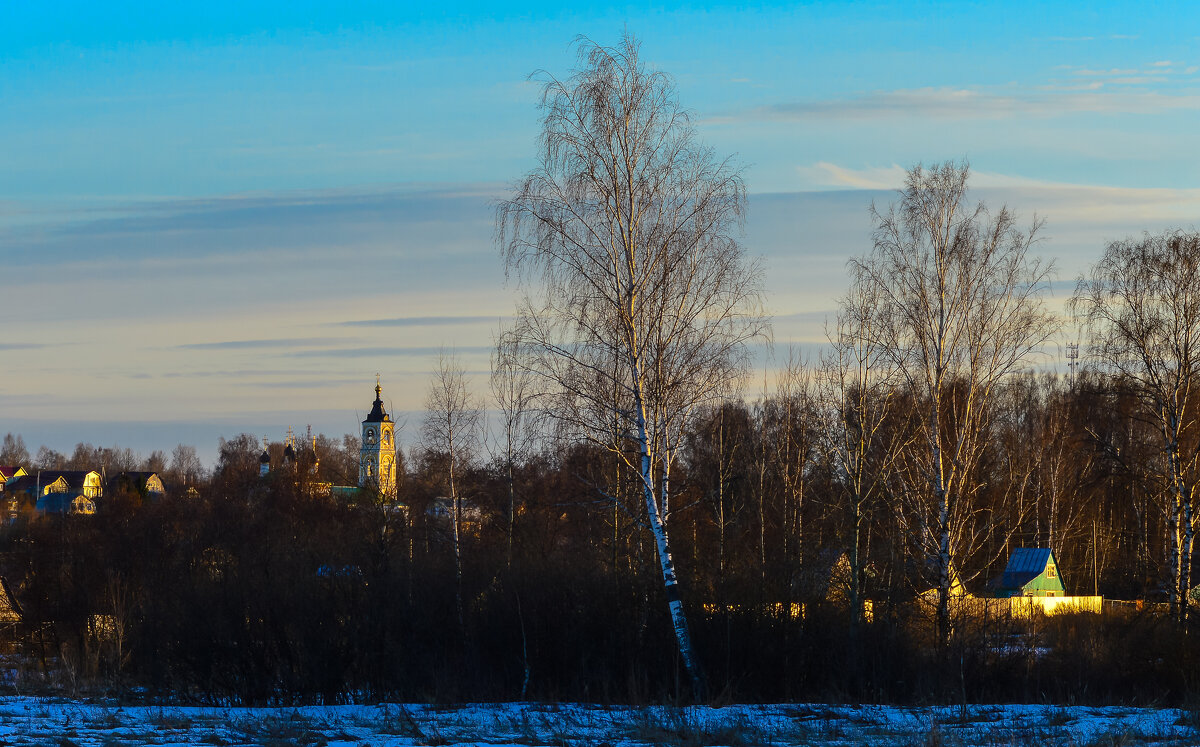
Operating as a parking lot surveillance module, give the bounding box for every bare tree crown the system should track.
[497,32,768,456]
[1072,229,1200,621]
[850,160,1056,642]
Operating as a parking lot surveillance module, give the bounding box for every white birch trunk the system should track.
[636,388,706,701]
[450,443,465,631]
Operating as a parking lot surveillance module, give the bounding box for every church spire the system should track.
[359,377,397,500]
[364,377,390,423]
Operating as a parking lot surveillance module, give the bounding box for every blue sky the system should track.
[3,2,1199,465]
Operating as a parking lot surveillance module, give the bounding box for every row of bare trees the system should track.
[5,356,1197,703]
[480,32,1200,697]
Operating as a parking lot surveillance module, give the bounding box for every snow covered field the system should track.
[0,698,1194,746]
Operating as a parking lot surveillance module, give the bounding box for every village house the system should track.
[985,547,1103,616]
[106,471,166,501]
[990,548,1065,598]
[4,470,103,515]
[0,466,28,488]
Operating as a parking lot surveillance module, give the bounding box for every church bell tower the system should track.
[359,377,397,500]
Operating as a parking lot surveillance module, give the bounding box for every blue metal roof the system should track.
[996,548,1060,593]
[1005,548,1054,575]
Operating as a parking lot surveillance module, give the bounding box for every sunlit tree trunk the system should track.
[1075,230,1200,625]
[497,33,768,699]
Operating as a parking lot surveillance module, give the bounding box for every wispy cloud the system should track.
[1072,68,1139,76]
[339,316,499,328]
[159,369,348,378]
[177,338,348,351]
[246,378,370,389]
[0,183,504,269]
[1067,64,1184,80]
[789,163,1200,231]
[0,343,48,351]
[775,310,837,323]
[795,162,907,190]
[794,163,1093,191]
[1037,81,1104,91]
[287,346,494,358]
[730,87,1200,122]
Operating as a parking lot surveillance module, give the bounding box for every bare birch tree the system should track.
[497,33,769,700]
[491,329,540,566]
[422,350,483,629]
[169,444,203,489]
[853,161,1055,644]
[818,278,906,629]
[1073,230,1200,623]
[772,354,817,585]
[687,401,750,584]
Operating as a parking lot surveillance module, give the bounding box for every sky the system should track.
[2,2,1199,466]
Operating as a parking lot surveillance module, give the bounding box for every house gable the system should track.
[993,548,1066,598]
[81,471,103,497]
[35,471,104,498]
[42,476,70,495]
[0,467,27,483]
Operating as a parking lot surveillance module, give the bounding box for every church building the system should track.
[358,379,398,500]
[258,379,400,502]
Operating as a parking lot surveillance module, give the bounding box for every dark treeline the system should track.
[2,366,1200,705]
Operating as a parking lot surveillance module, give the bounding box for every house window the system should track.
[1047,566,1057,579]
